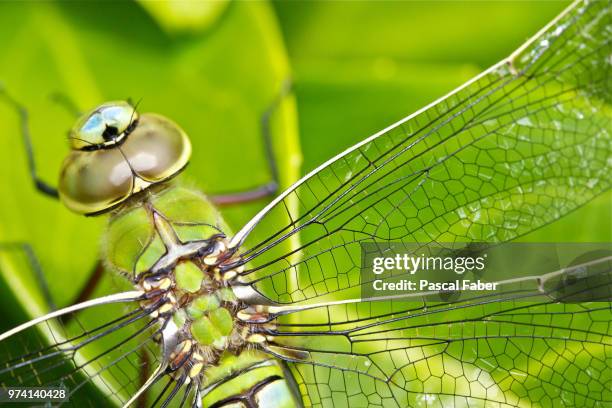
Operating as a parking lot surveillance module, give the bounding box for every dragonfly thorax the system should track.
[104,186,261,382]
[58,102,192,215]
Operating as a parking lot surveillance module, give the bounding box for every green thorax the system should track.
[104,184,239,351]
[101,184,302,407]
[104,185,230,277]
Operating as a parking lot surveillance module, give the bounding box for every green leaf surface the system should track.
[137,0,230,34]
[274,0,571,66]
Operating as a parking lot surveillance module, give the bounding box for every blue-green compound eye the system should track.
[70,101,137,149]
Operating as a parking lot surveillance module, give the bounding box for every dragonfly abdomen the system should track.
[202,353,302,408]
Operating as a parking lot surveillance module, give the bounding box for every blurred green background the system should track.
[0,0,609,327]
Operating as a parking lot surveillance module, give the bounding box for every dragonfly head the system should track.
[59,101,192,215]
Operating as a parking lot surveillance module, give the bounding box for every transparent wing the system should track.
[0,292,197,407]
[226,0,611,305]
[253,259,611,407]
[0,292,149,406]
[224,1,611,407]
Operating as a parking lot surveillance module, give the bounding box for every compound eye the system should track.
[70,101,137,149]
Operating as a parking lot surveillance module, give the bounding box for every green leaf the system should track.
[137,0,229,34]
[274,1,571,66]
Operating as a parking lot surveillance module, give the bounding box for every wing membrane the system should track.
[0,292,164,406]
[226,1,611,407]
[1,291,206,407]
[226,0,611,305]
[257,258,612,407]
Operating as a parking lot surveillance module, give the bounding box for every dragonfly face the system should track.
[58,102,192,215]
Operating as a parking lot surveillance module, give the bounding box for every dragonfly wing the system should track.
[0,291,169,407]
[227,0,611,305]
[272,262,612,407]
[226,0,611,406]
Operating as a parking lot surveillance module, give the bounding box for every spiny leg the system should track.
[0,85,59,198]
[0,242,56,311]
[210,79,293,206]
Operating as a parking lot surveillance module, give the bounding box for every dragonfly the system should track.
[0,0,610,406]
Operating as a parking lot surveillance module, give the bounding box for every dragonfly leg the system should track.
[210,78,293,206]
[0,242,56,311]
[48,91,82,118]
[0,85,59,198]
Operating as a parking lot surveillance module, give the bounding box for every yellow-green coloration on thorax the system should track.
[104,186,230,277]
